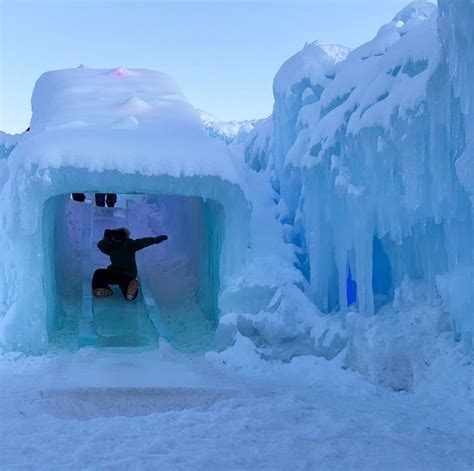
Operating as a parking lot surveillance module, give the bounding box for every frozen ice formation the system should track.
[0,131,21,159]
[0,67,250,353]
[236,0,472,345]
[272,41,351,97]
[0,1,471,373]
[198,110,255,145]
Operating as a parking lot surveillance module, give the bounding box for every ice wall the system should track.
[238,1,472,344]
[434,0,474,341]
[0,131,23,191]
[299,4,443,317]
[439,0,474,206]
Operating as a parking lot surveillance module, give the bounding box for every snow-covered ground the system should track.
[0,346,471,470]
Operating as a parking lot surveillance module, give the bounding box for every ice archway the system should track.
[0,67,250,353]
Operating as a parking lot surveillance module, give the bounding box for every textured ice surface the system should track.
[198,110,255,145]
[0,68,250,354]
[237,1,472,346]
[0,131,21,159]
[207,0,472,391]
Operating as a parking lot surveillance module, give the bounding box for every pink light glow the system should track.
[107,67,131,77]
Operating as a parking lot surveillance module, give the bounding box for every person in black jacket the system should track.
[92,227,168,301]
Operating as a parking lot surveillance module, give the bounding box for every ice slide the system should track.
[77,201,164,352]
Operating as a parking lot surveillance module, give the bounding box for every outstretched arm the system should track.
[131,235,168,252]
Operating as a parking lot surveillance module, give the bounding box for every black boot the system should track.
[72,193,86,202]
[95,193,106,207]
[106,193,117,208]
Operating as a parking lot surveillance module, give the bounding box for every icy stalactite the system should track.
[301,5,472,342]
[239,2,472,344]
[272,42,350,214]
[433,0,474,341]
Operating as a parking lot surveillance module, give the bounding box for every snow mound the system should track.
[14,67,241,183]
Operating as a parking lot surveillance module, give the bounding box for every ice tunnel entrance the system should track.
[43,193,224,352]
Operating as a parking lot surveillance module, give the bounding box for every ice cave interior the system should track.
[44,190,224,352]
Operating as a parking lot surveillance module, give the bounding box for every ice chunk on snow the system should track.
[437,266,474,340]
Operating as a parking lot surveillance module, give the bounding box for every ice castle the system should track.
[0,1,471,393]
[0,67,250,353]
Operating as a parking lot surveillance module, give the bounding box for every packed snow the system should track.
[0,346,471,470]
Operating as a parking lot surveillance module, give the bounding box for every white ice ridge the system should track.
[198,110,255,145]
[16,67,241,183]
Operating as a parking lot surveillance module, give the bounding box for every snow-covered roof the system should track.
[12,67,242,184]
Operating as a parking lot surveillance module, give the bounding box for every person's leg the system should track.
[95,193,105,207]
[72,193,86,202]
[92,269,113,297]
[117,275,139,301]
[106,193,117,208]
